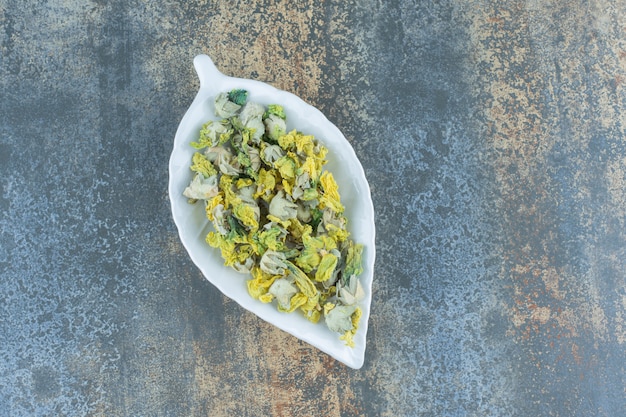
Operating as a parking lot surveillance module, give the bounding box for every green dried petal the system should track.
[228,89,248,106]
[301,188,319,201]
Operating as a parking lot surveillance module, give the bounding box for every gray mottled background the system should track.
[2,1,625,416]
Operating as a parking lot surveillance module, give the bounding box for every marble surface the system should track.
[1,1,625,416]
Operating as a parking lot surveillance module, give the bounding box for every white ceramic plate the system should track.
[168,54,375,369]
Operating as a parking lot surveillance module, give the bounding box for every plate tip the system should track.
[193,54,222,88]
[346,357,365,370]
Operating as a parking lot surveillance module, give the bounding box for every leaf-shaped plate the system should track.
[168,55,375,369]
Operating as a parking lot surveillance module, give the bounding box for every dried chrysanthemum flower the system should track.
[268,276,298,311]
[264,113,287,141]
[259,250,289,275]
[183,173,219,200]
[324,304,358,333]
[238,101,266,142]
[214,92,242,118]
[269,190,298,221]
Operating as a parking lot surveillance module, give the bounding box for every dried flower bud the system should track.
[269,190,298,221]
[214,92,241,118]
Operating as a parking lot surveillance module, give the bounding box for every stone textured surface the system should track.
[2,1,625,416]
